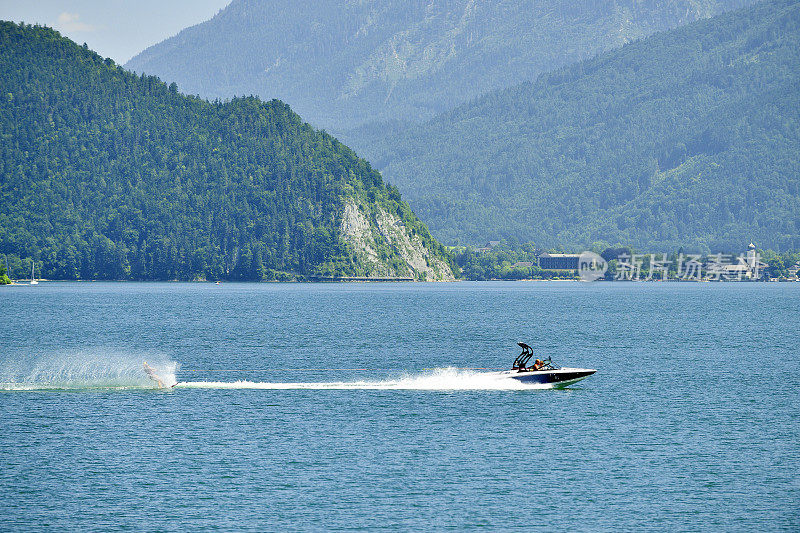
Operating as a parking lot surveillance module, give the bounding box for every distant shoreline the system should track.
[7,277,798,284]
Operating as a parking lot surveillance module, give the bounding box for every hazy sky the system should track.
[0,0,232,64]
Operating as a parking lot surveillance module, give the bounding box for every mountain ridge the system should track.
[0,21,454,281]
[125,0,754,131]
[348,0,800,252]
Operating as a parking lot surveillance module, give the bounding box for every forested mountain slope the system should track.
[357,0,800,251]
[125,0,752,131]
[0,22,454,281]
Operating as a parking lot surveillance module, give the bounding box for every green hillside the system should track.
[0,22,454,281]
[355,0,800,252]
[125,0,752,131]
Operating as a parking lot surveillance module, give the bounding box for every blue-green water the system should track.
[1,282,798,531]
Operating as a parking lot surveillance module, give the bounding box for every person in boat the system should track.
[143,361,165,388]
[530,359,544,371]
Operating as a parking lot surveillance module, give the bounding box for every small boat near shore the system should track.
[489,342,596,387]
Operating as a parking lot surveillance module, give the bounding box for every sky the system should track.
[0,0,232,64]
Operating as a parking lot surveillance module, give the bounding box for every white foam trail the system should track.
[177,367,549,391]
[0,350,178,390]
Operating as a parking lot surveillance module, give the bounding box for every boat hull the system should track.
[498,368,596,387]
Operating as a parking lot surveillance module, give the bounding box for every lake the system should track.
[1,281,798,531]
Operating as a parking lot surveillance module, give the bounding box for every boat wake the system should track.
[1,359,555,392]
[0,350,178,391]
[177,367,549,391]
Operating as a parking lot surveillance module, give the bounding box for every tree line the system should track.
[453,242,800,281]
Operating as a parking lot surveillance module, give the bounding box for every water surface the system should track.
[1,282,798,530]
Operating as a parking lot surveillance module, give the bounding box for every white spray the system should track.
[0,349,178,390]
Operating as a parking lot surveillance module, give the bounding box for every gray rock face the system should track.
[339,199,455,281]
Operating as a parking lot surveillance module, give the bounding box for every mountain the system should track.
[351,0,800,252]
[0,22,454,281]
[125,0,753,131]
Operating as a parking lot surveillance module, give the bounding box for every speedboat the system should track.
[494,342,596,387]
